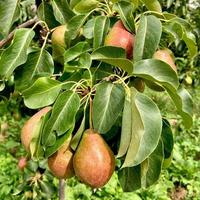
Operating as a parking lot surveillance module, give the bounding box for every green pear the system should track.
[105,20,135,59]
[73,129,115,188]
[51,25,67,48]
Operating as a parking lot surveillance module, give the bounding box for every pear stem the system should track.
[89,97,93,130]
[59,179,65,200]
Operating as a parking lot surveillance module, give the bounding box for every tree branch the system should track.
[59,179,66,200]
[0,16,38,49]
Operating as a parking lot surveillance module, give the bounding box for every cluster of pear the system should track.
[21,108,115,188]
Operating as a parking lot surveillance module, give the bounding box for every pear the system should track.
[21,107,51,152]
[153,49,177,72]
[18,157,27,171]
[105,20,135,59]
[51,25,67,48]
[73,129,115,188]
[48,136,74,179]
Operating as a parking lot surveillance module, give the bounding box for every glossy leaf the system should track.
[0,28,35,79]
[73,0,99,13]
[113,1,135,32]
[91,46,134,74]
[93,16,110,49]
[15,50,54,91]
[133,15,162,62]
[22,77,62,109]
[0,0,18,36]
[141,0,162,12]
[117,91,132,158]
[93,82,125,134]
[37,1,59,29]
[83,18,95,39]
[42,90,80,147]
[122,87,162,167]
[51,0,74,24]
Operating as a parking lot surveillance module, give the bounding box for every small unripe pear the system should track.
[48,137,74,179]
[153,49,177,72]
[21,107,51,152]
[51,25,67,48]
[18,157,27,171]
[73,129,115,188]
[105,20,134,59]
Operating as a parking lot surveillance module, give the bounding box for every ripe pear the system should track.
[21,107,51,152]
[153,49,177,72]
[105,20,135,59]
[73,129,115,188]
[48,136,74,179]
[18,157,27,171]
[51,25,67,48]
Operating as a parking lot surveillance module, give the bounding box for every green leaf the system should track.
[118,165,141,192]
[51,0,75,24]
[0,0,18,36]
[93,82,125,134]
[73,0,99,13]
[142,140,164,187]
[45,127,73,157]
[122,87,162,167]
[83,18,95,39]
[64,42,90,63]
[22,77,62,109]
[133,59,179,89]
[141,0,162,12]
[166,87,193,128]
[117,91,132,158]
[113,1,135,33]
[42,90,80,146]
[93,16,110,49]
[133,15,162,62]
[91,46,134,74]
[0,28,35,79]
[15,50,54,91]
[37,1,59,29]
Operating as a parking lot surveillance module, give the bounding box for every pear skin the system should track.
[73,129,115,188]
[21,107,51,152]
[51,25,67,48]
[48,137,74,179]
[105,20,134,59]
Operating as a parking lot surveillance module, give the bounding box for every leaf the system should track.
[0,0,18,36]
[122,87,162,167]
[83,18,95,39]
[133,59,179,90]
[166,87,193,128]
[117,91,132,158]
[161,119,173,159]
[113,1,135,32]
[73,0,99,13]
[42,90,80,146]
[91,46,134,74]
[133,15,162,62]
[51,0,75,24]
[93,82,125,134]
[118,165,141,192]
[0,28,35,79]
[141,0,162,12]
[64,42,90,63]
[37,1,59,29]
[45,127,73,157]
[93,16,110,49]
[22,77,62,109]
[15,50,54,91]
[142,140,164,187]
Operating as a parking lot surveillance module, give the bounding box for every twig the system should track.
[0,16,38,48]
[59,179,66,200]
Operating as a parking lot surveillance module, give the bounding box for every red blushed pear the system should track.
[48,136,74,179]
[18,157,27,171]
[73,129,115,188]
[153,49,177,72]
[105,20,135,59]
[21,107,51,152]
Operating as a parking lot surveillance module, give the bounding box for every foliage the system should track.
[0,0,198,196]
